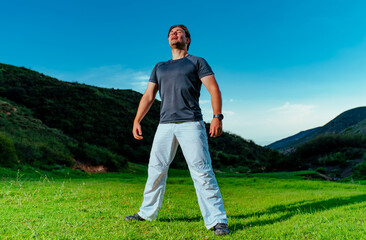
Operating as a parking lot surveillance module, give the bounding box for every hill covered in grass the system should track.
[0,97,127,171]
[0,63,280,172]
[267,107,366,152]
[267,107,366,179]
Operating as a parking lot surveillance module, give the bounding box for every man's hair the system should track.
[168,24,191,51]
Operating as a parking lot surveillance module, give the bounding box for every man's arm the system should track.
[201,74,223,138]
[132,82,158,140]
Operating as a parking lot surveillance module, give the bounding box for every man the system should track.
[125,25,229,236]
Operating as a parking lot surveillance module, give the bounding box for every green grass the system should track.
[1,166,366,239]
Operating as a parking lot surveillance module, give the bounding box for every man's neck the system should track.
[171,48,189,60]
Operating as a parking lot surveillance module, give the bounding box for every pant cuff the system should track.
[137,212,153,221]
[205,219,228,230]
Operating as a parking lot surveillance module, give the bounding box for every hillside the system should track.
[0,63,159,165]
[266,107,366,179]
[0,63,279,172]
[267,127,321,152]
[317,107,366,134]
[267,107,366,151]
[344,118,366,135]
[0,97,127,171]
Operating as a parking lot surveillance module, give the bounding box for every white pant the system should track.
[138,121,228,229]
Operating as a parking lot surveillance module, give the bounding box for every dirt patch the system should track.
[72,161,108,173]
[300,172,333,181]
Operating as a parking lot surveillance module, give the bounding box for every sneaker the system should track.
[124,213,145,221]
[214,223,230,235]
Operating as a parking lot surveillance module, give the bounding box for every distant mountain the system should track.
[344,118,366,135]
[318,107,366,134]
[267,107,366,152]
[0,63,279,172]
[267,127,321,152]
[266,107,366,179]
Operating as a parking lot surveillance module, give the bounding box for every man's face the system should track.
[168,27,190,50]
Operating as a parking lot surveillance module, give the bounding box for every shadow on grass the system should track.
[230,194,366,232]
[158,216,202,222]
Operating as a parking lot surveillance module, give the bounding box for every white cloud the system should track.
[133,74,149,81]
[223,110,235,116]
[217,102,325,146]
[270,102,316,114]
[199,100,210,104]
[39,65,150,93]
[130,73,150,90]
[268,102,317,125]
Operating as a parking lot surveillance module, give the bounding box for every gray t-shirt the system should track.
[149,55,214,123]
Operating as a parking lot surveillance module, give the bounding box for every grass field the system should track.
[1,165,366,239]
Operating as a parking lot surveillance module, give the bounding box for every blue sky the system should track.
[1,0,366,145]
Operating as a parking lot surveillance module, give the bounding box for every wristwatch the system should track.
[213,114,224,121]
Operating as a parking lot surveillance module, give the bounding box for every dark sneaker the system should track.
[124,213,145,221]
[214,223,230,235]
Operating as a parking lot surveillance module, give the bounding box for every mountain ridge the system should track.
[267,106,366,152]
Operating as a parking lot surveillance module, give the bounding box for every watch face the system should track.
[214,114,224,120]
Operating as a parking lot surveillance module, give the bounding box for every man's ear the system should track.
[186,38,191,45]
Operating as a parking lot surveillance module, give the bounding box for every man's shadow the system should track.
[157,194,366,233]
[158,216,202,222]
[230,194,366,232]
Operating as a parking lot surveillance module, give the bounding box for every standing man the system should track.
[125,25,229,236]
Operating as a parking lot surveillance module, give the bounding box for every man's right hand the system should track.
[132,121,143,140]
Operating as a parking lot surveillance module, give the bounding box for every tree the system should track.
[0,133,19,168]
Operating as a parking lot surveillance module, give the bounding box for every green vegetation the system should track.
[1,167,366,239]
[3,61,366,180]
[208,130,284,172]
[353,155,366,180]
[0,63,160,166]
[281,134,366,178]
[0,133,18,168]
[0,62,279,173]
[0,97,127,171]
[268,107,366,152]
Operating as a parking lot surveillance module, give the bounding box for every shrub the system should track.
[318,152,346,166]
[352,160,366,180]
[4,87,27,103]
[0,133,19,168]
[316,167,326,174]
[73,143,128,171]
[288,134,366,170]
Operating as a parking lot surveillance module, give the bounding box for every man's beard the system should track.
[171,41,186,50]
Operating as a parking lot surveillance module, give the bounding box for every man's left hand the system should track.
[210,118,223,138]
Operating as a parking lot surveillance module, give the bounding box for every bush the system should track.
[4,87,27,103]
[318,152,346,166]
[288,134,366,170]
[36,146,74,170]
[316,167,326,174]
[73,143,127,171]
[0,133,19,168]
[352,160,366,180]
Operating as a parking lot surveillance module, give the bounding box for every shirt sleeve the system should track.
[197,57,214,79]
[149,63,159,84]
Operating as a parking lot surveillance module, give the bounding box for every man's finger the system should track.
[211,127,217,138]
[210,127,215,137]
[133,128,143,140]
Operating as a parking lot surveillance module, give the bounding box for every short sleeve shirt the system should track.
[149,55,214,123]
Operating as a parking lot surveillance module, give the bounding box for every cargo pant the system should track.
[137,121,228,229]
